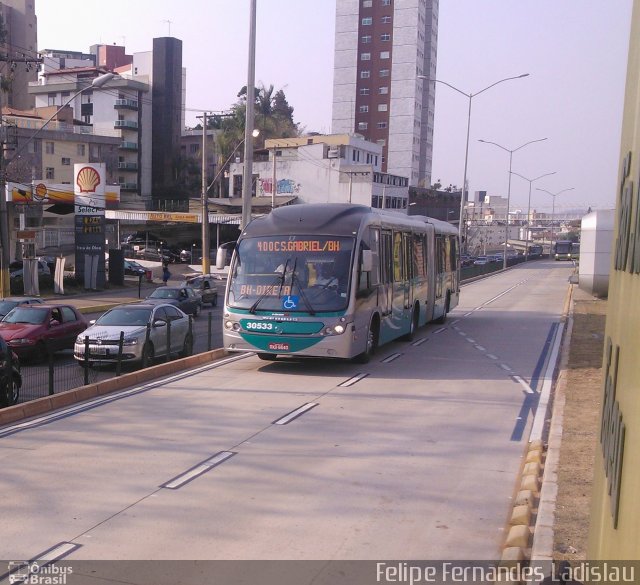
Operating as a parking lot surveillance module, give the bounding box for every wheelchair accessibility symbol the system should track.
[282,295,299,310]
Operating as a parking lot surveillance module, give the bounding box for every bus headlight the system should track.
[324,324,346,335]
[224,321,241,331]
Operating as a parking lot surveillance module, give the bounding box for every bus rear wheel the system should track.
[401,304,420,341]
[434,292,450,324]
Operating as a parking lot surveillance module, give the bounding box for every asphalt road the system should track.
[0,260,574,570]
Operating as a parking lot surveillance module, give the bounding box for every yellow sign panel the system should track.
[148,212,199,223]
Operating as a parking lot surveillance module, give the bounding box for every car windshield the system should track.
[149,288,179,300]
[227,235,354,312]
[3,307,48,324]
[96,307,152,326]
[0,301,18,314]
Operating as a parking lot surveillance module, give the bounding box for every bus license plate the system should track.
[268,342,289,351]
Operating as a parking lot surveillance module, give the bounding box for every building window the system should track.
[358,122,368,130]
[381,33,391,41]
[361,35,372,44]
[45,142,54,154]
[378,104,388,112]
[382,0,391,5]
[380,51,390,59]
[189,143,200,154]
[77,144,85,156]
[377,122,388,129]
[381,15,392,23]
[380,69,390,77]
[47,93,57,106]
[90,144,101,158]
[379,86,389,95]
[361,70,370,79]
[361,52,371,61]
[45,167,54,179]
[359,105,369,113]
[377,139,386,147]
[363,0,372,6]
[360,88,370,95]
[28,141,38,154]
[362,17,372,25]
[61,157,71,165]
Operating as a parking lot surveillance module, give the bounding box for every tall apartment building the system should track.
[0,0,38,110]
[332,0,438,188]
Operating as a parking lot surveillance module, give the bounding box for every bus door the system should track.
[435,235,444,305]
[403,232,414,311]
[380,230,393,318]
[391,231,408,333]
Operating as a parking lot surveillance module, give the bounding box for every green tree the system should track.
[0,15,11,93]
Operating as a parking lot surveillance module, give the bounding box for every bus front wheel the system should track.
[353,317,379,364]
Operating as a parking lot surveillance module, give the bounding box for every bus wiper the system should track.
[290,258,316,316]
[249,259,290,314]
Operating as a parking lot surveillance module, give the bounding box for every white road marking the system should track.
[500,363,512,372]
[381,353,402,363]
[338,373,370,387]
[474,345,486,352]
[162,451,236,489]
[273,403,319,425]
[486,354,498,360]
[411,337,429,346]
[512,375,535,394]
[434,327,446,334]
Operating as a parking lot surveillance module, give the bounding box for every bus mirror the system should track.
[362,249,373,272]
[215,247,226,270]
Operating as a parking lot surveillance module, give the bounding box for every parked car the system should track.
[145,286,202,317]
[134,247,176,263]
[124,260,147,277]
[182,275,218,307]
[8,259,51,280]
[0,336,21,407]
[74,303,193,365]
[473,256,489,265]
[0,297,44,320]
[0,304,88,361]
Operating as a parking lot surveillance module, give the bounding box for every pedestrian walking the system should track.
[162,261,171,285]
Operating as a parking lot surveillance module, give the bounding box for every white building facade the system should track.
[332,0,438,187]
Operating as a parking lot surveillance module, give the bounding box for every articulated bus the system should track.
[553,240,576,261]
[222,204,460,362]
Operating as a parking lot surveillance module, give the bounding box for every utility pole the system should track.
[271,145,277,209]
[0,53,43,296]
[198,112,210,275]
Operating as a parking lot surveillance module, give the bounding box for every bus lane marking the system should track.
[338,373,369,387]
[411,337,429,346]
[434,327,447,334]
[512,375,535,394]
[381,353,403,363]
[161,451,236,489]
[273,402,319,425]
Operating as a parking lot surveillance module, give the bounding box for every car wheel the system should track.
[211,293,218,307]
[0,375,19,407]
[257,353,278,361]
[141,342,154,368]
[181,334,193,358]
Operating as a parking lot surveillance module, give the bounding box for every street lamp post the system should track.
[0,71,117,297]
[478,137,548,269]
[241,0,257,232]
[536,187,575,257]
[510,170,556,261]
[417,73,529,245]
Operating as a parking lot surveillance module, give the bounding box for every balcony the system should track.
[119,182,138,191]
[118,162,138,171]
[120,141,138,151]
[114,120,139,130]
[115,98,139,110]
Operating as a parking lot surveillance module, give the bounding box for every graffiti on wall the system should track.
[259,178,301,196]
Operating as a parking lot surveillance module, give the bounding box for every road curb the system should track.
[76,299,141,314]
[500,283,574,563]
[0,348,229,427]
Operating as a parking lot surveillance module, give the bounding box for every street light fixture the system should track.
[510,170,556,261]
[535,187,575,257]
[0,71,118,297]
[417,73,529,246]
[200,128,259,275]
[478,137,548,269]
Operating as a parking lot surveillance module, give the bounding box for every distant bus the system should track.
[553,240,574,261]
[222,203,460,362]
[527,244,543,259]
[571,242,580,260]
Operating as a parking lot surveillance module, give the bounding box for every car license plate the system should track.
[268,342,289,351]
[93,347,108,355]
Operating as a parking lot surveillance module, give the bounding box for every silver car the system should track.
[73,303,193,365]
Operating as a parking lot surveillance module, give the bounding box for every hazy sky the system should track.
[37,0,633,212]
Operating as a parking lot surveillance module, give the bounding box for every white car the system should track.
[74,303,193,366]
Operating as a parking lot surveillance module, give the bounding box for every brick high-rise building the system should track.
[332,0,438,188]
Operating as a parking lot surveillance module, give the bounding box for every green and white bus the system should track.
[222,204,460,362]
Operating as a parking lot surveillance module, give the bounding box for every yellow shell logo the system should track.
[76,166,101,193]
[34,183,48,201]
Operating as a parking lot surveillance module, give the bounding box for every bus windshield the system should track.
[228,235,355,312]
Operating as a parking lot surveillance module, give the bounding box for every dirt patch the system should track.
[553,296,607,559]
